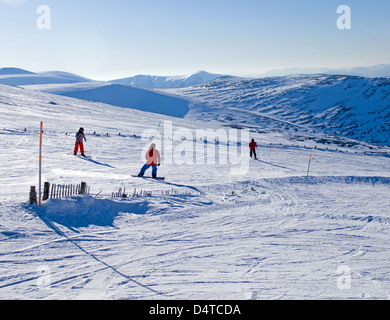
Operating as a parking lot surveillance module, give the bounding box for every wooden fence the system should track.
[111,187,196,198]
[46,182,90,200]
[29,182,199,205]
[29,181,90,205]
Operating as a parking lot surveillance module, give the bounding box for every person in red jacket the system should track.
[74,127,86,156]
[249,139,257,159]
[138,143,161,178]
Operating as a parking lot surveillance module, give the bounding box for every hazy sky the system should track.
[1,0,389,80]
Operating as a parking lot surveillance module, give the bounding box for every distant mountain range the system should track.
[260,63,390,78]
[1,67,389,146]
[0,68,223,89]
[110,70,225,89]
[2,64,390,88]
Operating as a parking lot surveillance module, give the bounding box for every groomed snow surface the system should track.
[1,84,390,300]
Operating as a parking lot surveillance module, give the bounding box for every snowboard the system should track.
[68,152,90,157]
[132,175,166,181]
[68,153,94,160]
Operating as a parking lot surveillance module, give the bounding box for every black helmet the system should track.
[79,127,84,132]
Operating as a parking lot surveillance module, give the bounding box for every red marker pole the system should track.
[39,122,43,207]
[306,154,312,181]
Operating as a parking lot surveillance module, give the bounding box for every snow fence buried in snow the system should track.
[38,196,149,228]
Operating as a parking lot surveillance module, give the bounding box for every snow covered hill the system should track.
[24,82,189,118]
[1,82,390,299]
[110,71,225,89]
[260,63,390,78]
[169,74,390,146]
[7,67,390,148]
[0,67,35,75]
[0,68,225,89]
[0,68,92,86]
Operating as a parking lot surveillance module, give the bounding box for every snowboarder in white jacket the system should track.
[138,143,161,178]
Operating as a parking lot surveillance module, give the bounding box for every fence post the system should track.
[50,183,55,199]
[43,182,50,201]
[29,186,37,205]
[80,182,87,195]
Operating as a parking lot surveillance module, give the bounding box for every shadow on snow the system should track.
[27,196,149,230]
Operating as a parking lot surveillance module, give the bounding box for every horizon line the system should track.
[1,62,390,82]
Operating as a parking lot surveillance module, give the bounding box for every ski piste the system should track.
[132,175,166,181]
[68,153,115,168]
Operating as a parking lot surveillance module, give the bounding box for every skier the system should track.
[138,143,161,178]
[249,138,257,159]
[74,127,86,156]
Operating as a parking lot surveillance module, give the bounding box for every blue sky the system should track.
[1,0,389,80]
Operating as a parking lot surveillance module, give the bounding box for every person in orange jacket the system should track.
[249,139,257,159]
[138,143,161,178]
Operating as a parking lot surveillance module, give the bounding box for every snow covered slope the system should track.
[261,63,390,78]
[1,83,390,300]
[0,68,92,86]
[24,82,189,118]
[12,69,390,147]
[169,74,390,146]
[0,67,35,75]
[110,71,225,89]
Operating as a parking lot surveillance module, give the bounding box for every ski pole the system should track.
[306,154,312,181]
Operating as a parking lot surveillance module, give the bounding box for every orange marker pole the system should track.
[39,122,43,207]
